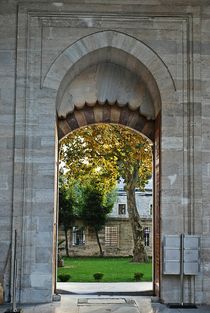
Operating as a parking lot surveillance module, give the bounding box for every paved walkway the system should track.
[57,282,153,294]
[0,295,210,313]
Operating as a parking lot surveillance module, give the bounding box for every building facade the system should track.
[0,0,210,305]
[59,183,153,257]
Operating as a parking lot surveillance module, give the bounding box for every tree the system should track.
[59,173,116,257]
[112,126,152,262]
[60,124,152,262]
[59,178,79,256]
[80,181,116,256]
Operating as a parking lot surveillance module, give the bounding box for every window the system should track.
[118,203,126,215]
[72,226,85,246]
[144,227,150,246]
[150,204,152,216]
[105,226,119,247]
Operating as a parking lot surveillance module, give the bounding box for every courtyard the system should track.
[0,295,209,313]
[57,257,152,283]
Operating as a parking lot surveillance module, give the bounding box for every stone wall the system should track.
[0,1,17,301]
[201,4,210,303]
[0,0,209,305]
[59,218,152,258]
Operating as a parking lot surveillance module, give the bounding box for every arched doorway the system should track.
[12,30,176,304]
[46,35,167,297]
[57,117,154,292]
[42,30,177,302]
[57,101,159,293]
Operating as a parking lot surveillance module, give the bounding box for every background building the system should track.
[59,179,153,257]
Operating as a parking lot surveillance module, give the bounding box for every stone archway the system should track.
[57,101,156,281]
[45,31,175,300]
[12,29,178,303]
[47,30,176,302]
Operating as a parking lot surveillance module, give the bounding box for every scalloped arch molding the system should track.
[43,30,176,120]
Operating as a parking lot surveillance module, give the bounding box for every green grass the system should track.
[57,257,152,282]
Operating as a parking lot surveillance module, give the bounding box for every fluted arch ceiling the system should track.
[58,62,155,119]
[56,47,161,120]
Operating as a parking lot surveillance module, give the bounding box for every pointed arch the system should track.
[43,30,176,116]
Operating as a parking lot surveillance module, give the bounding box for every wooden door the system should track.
[153,113,161,297]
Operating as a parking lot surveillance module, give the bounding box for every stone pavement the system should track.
[57,282,153,294]
[0,295,210,313]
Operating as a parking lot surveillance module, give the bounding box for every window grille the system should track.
[105,226,119,247]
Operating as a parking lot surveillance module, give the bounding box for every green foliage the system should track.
[59,176,85,228]
[59,177,84,256]
[60,124,152,192]
[134,272,144,281]
[59,174,117,256]
[58,274,71,282]
[59,124,152,261]
[93,272,104,281]
[79,182,116,256]
[59,182,75,230]
[81,183,115,232]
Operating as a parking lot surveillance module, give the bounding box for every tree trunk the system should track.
[95,228,104,257]
[125,162,147,262]
[64,228,69,257]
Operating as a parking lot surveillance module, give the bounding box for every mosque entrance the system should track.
[56,104,159,295]
[54,52,162,296]
[12,27,178,304]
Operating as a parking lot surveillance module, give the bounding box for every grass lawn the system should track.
[57,257,152,282]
